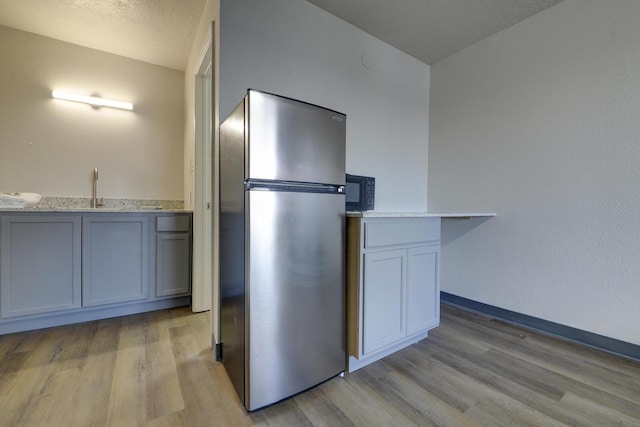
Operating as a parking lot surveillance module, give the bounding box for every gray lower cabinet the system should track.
[347,216,441,372]
[0,215,82,318]
[156,215,192,297]
[0,211,192,334]
[406,245,440,335]
[82,216,149,306]
[362,248,406,354]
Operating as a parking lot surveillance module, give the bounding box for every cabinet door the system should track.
[82,216,149,306]
[0,215,81,317]
[156,233,191,297]
[406,245,440,336]
[362,249,406,355]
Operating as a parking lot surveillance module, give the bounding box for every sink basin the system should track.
[0,192,42,208]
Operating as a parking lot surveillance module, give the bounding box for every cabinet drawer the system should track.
[156,215,191,232]
[364,218,440,248]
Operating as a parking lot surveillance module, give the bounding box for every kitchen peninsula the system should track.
[346,212,495,372]
[0,200,192,335]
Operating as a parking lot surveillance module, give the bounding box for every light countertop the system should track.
[0,207,192,213]
[0,196,189,213]
[346,212,496,218]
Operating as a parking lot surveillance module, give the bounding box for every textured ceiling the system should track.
[306,0,566,64]
[0,0,565,71]
[0,0,206,71]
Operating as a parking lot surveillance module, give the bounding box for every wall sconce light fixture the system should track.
[52,90,133,111]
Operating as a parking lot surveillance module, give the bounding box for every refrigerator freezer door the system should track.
[246,190,345,411]
[247,91,346,185]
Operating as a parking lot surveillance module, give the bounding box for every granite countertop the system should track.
[0,207,193,213]
[0,197,191,214]
[346,211,496,218]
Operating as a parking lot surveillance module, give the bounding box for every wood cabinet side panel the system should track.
[346,217,361,358]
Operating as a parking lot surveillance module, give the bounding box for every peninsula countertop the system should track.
[346,211,496,219]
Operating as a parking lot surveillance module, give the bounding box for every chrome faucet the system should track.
[92,168,103,208]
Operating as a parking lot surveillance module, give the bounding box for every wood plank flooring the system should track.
[1,303,639,426]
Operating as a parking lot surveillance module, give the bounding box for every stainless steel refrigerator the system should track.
[219,90,346,411]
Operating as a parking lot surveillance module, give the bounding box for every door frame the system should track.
[193,30,214,313]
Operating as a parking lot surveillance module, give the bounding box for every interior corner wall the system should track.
[219,0,430,213]
[0,26,184,200]
[429,0,640,345]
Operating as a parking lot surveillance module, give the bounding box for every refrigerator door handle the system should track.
[245,179,345,194]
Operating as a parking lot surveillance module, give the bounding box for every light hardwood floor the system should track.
[1,303,639,426]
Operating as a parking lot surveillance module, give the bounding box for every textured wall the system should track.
[429,0,640,344]
[0,26,184,200]
[219,0,430,213]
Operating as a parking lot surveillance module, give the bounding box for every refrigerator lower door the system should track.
[246,190,345,411]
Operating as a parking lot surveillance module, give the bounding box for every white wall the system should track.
[0,25,184,200]
[220,0,430,213]
[429,0,640,345]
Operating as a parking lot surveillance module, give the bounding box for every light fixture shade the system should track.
[52,90,133,111]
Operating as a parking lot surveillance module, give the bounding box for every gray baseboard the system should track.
[441,292,640,362]
[0,296,191,335]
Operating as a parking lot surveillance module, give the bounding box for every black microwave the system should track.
[345,174,375,211]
